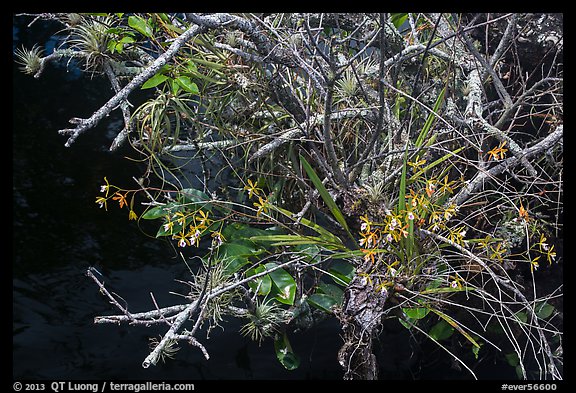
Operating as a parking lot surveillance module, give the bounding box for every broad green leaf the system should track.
[329,260,355,286]
[179,188,213,210]
[175,76,200,95]
[141,202,180,220]
[294,244,321,264]
[274,332,300,370]
[307,293,338,313]
[246,265,272,296]
[265,262,296,305]
[299,155,356,245]
[141,73,169,89]
[222,222,278,243]
[317,282,344,303]
[535,301,555,320]
[119,36,136,44]
[218,242,258,275]
[390,13,408,29]
[428,319,455,341]
[403,307,429,320]
[128,15,154,37]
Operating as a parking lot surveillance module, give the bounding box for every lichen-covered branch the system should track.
[58,23,206,147]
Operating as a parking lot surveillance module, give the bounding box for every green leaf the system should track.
[535,301,555,320]
[408,146,465,182]
[141,73,169,89]
[274,332,300,370]
[329,260,355,286]
[171,79,181,95]
[272,206,345,248]
[218,242,258,275]
[428,319,455,341]
[119,36,136,44]
[403,307,429,320]
[265,262,296,305]
[316,282,344,303]
[294,244,321,264]
[141,203,180,220]
[299,155,356,245]
[515,311,528,324]
[505,352,520,367]
[415,86,446,149]
[246,265,272,296]
[128,15,154,37]
[174,76,200,95]
[390,13,408,29]
[307,293,338,313]
[178,188,212,204]
[250,234,332,247]
[186,60,198,74]
[222,222,278,243]
[428,308,481,348]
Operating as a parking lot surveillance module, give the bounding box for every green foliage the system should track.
[265,262,297,305]
[274,332,300,370]
[299,155,356,244]
[128,15,155,38]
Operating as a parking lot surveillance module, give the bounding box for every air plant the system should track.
[148,336,180,364]
[67,15,114,74]
[335,68,359,99]
[14,45,43,75]
[240,299,284,345]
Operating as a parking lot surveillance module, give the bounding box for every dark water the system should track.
[12,17,344,380]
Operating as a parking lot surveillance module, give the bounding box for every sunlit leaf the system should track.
[141,73,168,89]
[299,155,356,245]
[403,307,429,320]
[265,262,296,305]
[128,15,154,37]
[174,76,200,95]
[246,265,272,296]
[390,13,408,29]
[141,202,180,220]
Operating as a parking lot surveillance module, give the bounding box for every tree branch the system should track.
[58,23,206,147]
